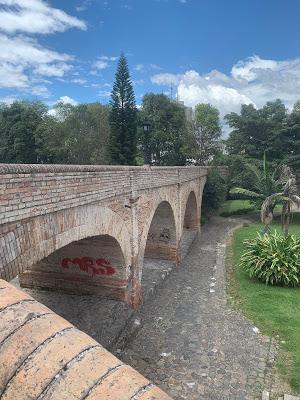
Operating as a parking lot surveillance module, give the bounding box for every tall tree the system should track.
[109,54,137,165]
[0,101,47,163]
[225,99,287,159]
[193,103,221,165]
[35,102,111,165]
[140,93,189,166]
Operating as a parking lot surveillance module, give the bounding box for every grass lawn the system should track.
[220,199,255,216]
[228,213,300,391]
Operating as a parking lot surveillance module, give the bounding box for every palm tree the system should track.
[261,165,300,235]
[230,153,300,234]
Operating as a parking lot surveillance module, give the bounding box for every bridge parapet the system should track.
[0,164,206,225]
[0,279,172,400]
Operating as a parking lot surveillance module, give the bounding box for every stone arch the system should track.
[136,200,178,299]
[183,191,199,231]
[144,201,177,261]
[2,204,132,302]
[138,196,179,270]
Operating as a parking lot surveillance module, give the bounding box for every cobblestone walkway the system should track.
[118,217,276,400]
[12,217,277,399]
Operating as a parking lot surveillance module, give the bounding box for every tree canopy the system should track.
[139,93,190,166]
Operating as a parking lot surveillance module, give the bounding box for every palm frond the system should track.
[230,187,265,199]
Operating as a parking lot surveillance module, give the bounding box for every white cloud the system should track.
[0,2,85,96]
[135,63,144,72]
[0,34,74,91]
[0,95,18,104]
[58,95,78,105]
[0,0,87,34]
[93,60,109,69]
[94,56,118,68]
[151,55,300,117]
[99,55,118,61]
[71,78,87,84]
[151,72,180,86]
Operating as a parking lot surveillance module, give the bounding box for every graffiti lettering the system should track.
[61,257,116,276]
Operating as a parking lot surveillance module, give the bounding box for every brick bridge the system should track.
[0,164,207,308]
[0,164,207,399]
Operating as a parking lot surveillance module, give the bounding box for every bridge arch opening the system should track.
[183,191,198,230]
[19,234,129,302]
[141,201,177,295]
[181,191,199,258]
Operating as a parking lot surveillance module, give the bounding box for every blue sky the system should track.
[1,0,300,117]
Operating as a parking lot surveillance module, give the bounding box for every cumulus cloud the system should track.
[0,1,85,95]
[0,0,86,34]
[0,33,73,92]
[58,95,78,105]
[151,55,300,117]
[93,60,109,69]
[92,56,118,71]
[151,72,180,86]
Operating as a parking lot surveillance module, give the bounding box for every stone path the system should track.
[117,217,276,399]
[12,217,278,399]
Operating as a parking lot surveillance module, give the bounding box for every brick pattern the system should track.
[0,279,172,400]
[0,164,207,307]
[19,235,129,299]
[0,164,207,225]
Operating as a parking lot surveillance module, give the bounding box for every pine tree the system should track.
[109,54,137,165]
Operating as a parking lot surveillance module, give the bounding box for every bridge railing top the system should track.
[0,163,207,174]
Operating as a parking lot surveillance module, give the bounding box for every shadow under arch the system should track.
[138,200,178,298]
[181,190,200,259]
[183,190,199,231]
[8,204,132,303]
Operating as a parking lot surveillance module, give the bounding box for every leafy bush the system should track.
[240,231,300,286]
[202,169,227,219]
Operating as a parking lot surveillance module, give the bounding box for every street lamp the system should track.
[143,121,151,165]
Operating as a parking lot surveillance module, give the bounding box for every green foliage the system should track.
[225,99,300,179]
[109,54,137,165]
[229,153,282,209]
[35,102,110,164]
[0,101,47,163]
[202,169,227,217]
[139,93,188,165]
[192,103,221,165]
[230,217,300,389]
[220,200,255,217]
[240,231,300,286]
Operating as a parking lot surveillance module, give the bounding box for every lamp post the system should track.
[143,121,151,165]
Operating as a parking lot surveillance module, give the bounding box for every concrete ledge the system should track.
[0,279,172,400]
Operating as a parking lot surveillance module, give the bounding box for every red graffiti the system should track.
[61,257,116,277]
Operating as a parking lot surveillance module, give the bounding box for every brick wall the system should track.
[0,164,207,225]
[0,164,207,306]
[19,235,129,299]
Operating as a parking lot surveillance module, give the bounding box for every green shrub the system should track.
[202,169,227,219]
[240,231,300,286]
